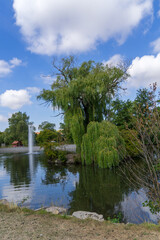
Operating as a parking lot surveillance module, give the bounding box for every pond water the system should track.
[0,152,159,224]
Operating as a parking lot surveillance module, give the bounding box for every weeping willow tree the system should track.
[64,107,85,151]
[38,56,128,151]
[81,121,126,168]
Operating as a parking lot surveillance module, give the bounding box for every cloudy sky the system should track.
[0,0,160,131]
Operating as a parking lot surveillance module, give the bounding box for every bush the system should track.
[43,142,67,164]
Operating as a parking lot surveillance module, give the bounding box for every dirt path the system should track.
[0,211,160,240]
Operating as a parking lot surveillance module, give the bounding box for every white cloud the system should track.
[0,61,12,77]
[0,90,32,110]
[2,185,32,206]
[40,74,56,85]
[104,54,124,67]
[0,87,40,110]
[26,87,40,94]
[127,54,160,88]
[151,37,160,53]
[10,57,22,67]
[0,58,22,78]
[13,0,153,55]
[0,115,8,122]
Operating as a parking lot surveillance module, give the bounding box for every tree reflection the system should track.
[69,166,136,220]
[39,156,78,187]
[3,154,38,187]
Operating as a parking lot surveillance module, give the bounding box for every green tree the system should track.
[111,99,134,129]
[59,122,73,143]
[36,129,58,145]
[2,128,11,145]
[81,121,126,168]
[7,112,30,145]
[37,129,66,162]
[38,121,56,131]
[123,84,160,214]
[38,57,128,150]
[134,87,156,117]
[120,129,141,158]
[0,131,4,146]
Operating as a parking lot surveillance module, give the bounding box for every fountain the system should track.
[28,124,34,154]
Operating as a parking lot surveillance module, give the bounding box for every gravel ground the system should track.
[0,211,160,240]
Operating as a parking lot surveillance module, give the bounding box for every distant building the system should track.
[12,141,23,147]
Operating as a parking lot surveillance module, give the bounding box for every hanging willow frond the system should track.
[81,121,126,168]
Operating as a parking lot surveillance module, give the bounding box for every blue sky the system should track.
[0,0,160,131]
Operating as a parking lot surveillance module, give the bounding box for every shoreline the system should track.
[0,144,76,154]
[0,202,160,240]
[0,146,43,154]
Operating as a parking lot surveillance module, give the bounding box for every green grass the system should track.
[141,222,160,231]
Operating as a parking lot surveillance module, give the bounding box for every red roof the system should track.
[12,141,19,144]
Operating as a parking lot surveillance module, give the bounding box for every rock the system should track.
[66,154,76,164]
[35,207,45,211]
[72,211,104,222]
[66,153,80,164]
[45,206,67,215]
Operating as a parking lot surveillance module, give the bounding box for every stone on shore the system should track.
[72,211,104,222]
[66,154,78,164]
[45,206,67,215]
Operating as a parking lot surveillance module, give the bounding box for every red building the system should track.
[12,141,23,147]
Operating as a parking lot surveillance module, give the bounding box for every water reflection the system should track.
[0,153,159,223]
[68,166,130,219]
[3,154,32,186]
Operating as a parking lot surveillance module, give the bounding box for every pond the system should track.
[0,152,159,224]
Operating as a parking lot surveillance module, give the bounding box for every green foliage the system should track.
[0,132,4,146]
[43,142,67,163]
[3,112,31,145]
[37,122,66,163]
[57,150,67,163]
[142,200,160,214]
[38,121,56,131]
[43,142,58,160]
[65,108,85,151]
[3,128,11,145]
[120,129,141,158]
[38,57,128,150]
[107,212,123,223]
[81,121,126,168]
[154,161,160,172]
[36,129,58,146]
[59,122,73,143]
[112,99,134,129]
[134,88,155,116]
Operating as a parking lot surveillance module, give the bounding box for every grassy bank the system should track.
[0,204,160,240]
